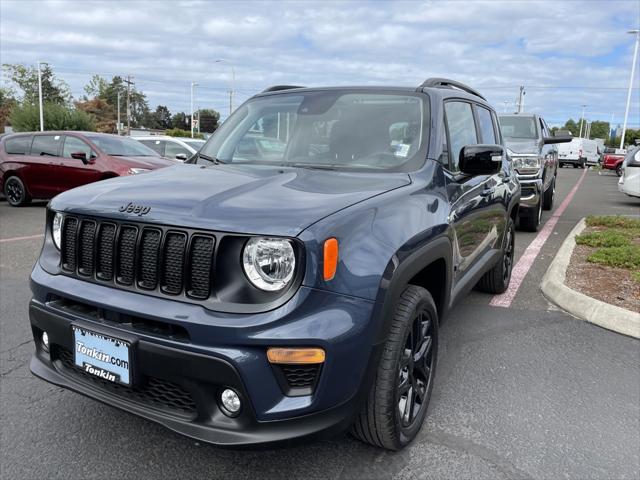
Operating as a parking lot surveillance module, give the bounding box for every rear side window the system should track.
[4,136,32,155]
[476,107,497,144]
[30,135,62,157]
[444,101,478,171]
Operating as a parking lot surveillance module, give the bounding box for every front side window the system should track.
[85,134,159,157]
[30,135,62,157]
[499,115,538,140]
[444,101,478,171]
[63,136,94,159]
[477,106,497,144]
[139,140,165,156]
[198,91,429,172]
[4,135,32,155]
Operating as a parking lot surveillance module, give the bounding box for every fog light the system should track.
[42,331,49,351]
[220,388,241,415]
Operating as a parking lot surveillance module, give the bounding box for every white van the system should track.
[558,138,599,168]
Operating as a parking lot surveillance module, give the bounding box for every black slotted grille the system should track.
[78,220,96,276]
[117,226,138,285]
[60,216,217,302]
[96,223,116,280]
[187,235,214,299]
[138,229,161,289]
[281,365,320,388]
[62,217,79,271]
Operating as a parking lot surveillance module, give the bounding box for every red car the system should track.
[602,149,626,176]
[0,131,175,206]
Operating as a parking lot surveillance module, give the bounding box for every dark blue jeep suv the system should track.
[29,78,520,450]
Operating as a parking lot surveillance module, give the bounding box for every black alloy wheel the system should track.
[4,176,30,206]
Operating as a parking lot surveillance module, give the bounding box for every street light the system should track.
[215,59,236,116]
[190,82,198,138]
[37,60,47,132]
[620,29,640,150]
[578,104,587,138]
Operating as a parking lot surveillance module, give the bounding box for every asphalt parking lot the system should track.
[1,167,639,479]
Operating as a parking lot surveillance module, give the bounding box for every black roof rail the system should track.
[262,85,305,93]
[419,78,486,101]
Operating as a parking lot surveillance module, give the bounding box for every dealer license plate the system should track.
[73,326,131,386]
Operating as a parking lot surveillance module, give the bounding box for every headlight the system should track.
[512,156,541,172]
[128,168,150,175]
[242,237,295,291]
[52,212,62,250]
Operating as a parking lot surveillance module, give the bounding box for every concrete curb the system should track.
[541,218,640,339]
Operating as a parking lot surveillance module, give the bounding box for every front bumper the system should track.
[516,177,542,212]
[29,262,378,445]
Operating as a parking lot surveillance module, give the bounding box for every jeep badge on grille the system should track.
[118,202,151,216]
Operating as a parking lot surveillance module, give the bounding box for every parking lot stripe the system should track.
[0,233,44,244]
[490,168,589,308]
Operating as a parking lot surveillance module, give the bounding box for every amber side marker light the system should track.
[323,237,338,281]
[267,348,326,364]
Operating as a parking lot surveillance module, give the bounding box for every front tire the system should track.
[542,176,555,210]
[477,218,515,294]
[519,196,542,232]
[3,175,31,207]
[351,285,438,450]
[616,164,623,177]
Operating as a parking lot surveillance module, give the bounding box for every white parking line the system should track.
[0,233,44,244]
[490,168,589,308]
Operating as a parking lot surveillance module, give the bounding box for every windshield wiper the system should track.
[196,152,224,165]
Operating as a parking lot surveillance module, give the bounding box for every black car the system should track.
[29,78,520,450]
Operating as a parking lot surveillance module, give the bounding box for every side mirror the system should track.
[175,153,188,161]
[459,144,504,175]
[544,132,572,144]
[70,151,89,164]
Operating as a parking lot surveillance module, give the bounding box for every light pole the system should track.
[190,82,198,138]
[117,90,121,135]
[37,60,47,131]
[620,29,640,150]
[215,59,236,116]
[578,104,587,138]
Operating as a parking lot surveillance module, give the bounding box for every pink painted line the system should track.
[0,233,44,244]
[490,168,588,308]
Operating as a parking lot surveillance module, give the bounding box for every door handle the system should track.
[480,187,495,197]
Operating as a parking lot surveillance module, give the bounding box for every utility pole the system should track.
[117,90,121,135]
[620,29,640,149]
[215,59,236,116]
[190,82,198,138]
[37,61,45,131]
[578,104,587,138]
[608,112,614,141]
[123,75,134,136]
[197,106,200,134]
[516,86,525,113]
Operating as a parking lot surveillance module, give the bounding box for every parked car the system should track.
[498,113,571,231]
[0,132,175,206]
[557,138,599,168]
[618,146,640,198]
[29,78,520,450]
[135,135,206,161]
[603,147,627,176]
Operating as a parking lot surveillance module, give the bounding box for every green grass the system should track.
[585,215,640,230]
[587,245,640,269]
[576,231,630,248]
[632,270,640,284]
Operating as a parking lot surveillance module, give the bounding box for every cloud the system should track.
[1,0,638,126]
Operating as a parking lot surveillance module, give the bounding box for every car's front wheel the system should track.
[351,285,438,450]
[4,176,31,207]
[542,176,555,210]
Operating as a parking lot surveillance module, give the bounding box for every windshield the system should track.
[86,135,160,156]
[182,139,206,150]
[196,90,429,171]
[499,116,538,140]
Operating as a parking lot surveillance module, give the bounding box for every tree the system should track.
[83,74,109,100]
[562,119,580,137]
[198,109,220,133]
[587,121,609,140]
[9,103,94,131]
[171,112,190,130]
[0,86,16,133]
[2,63,71,106]
[147,105,172,129]
[75,98,116,133]
[81,75,152,128]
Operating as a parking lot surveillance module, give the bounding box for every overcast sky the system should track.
[1,0,639,128]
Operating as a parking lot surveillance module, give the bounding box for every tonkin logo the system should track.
[118,202,151,216]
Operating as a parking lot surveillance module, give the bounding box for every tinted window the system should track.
[4,136,32,155]
[85,134,158,156]
[63,136,94,159]
[444,102,478,171]
[31,135,62,157]
[477,107,496,144]
[139,140,164,155]
[165,142,191,158]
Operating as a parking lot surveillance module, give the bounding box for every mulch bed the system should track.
[565,233,640,313]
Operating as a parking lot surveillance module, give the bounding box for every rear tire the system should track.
[519,197,541,232]
[542,176,555,210]
[3,175,31,207]
[351,285,438,450]
[616,164,623,177]
[580,159,586,169]
[477,218,515,294]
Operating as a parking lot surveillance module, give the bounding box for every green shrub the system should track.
[587,245,640,269]
[585,215,640,230]
[165,128,204,139]
[9,102,95,131]
[575,231,630,248]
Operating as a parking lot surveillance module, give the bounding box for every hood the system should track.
[109,155,176,169]
[51,164,411,236]
[504,139,541,155]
